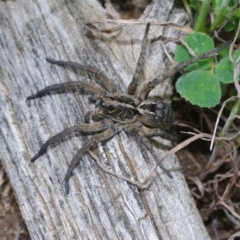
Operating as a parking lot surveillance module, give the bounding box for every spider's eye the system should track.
[138,101,174,128]
[154,102,168,119]
[150,104,157,113]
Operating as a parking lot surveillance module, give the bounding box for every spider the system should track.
[27,23,228,193]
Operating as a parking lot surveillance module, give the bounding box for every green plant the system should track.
[183,0,240,34]
[175,32,239,107]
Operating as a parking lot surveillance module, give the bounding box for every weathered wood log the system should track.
[0,0,210,239]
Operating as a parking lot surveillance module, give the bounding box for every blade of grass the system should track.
[194,0,210,32]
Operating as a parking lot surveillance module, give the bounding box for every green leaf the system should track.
[175,32,214,71]
[218,46,231,57]
[215,57,234,83]
[215,50,240,83]
[176,70,221,108]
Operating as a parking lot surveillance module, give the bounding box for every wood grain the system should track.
[0,0,210,239]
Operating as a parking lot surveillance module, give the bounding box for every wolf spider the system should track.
[27,23,228,193]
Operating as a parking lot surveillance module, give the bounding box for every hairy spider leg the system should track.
[127,23,150,95]
[140,135,173,178]
[140,134,173,178]
[138,40,233,100]
[27,81,106,100]
[126,124,173,178]
[140,125,177,142]
[46,58,117,93]
[64,124,122,193]
[30,120,112,162]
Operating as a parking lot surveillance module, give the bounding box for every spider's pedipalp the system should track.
[46,58,117,93]
[26,81,106,100]
[64,124,122,193]
[30,120,112,162]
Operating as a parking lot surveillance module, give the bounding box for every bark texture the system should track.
[0,0,210,239]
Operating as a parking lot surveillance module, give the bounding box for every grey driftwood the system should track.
[0,0,210,239]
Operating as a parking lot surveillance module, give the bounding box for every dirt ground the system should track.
[0,162,30,240]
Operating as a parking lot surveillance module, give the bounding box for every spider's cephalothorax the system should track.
[27,23,176,193]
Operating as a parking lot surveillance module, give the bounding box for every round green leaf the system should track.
[175,32,214,72]
[176,70,221,108]
[215,56,234,83]
[215,50,240,83]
